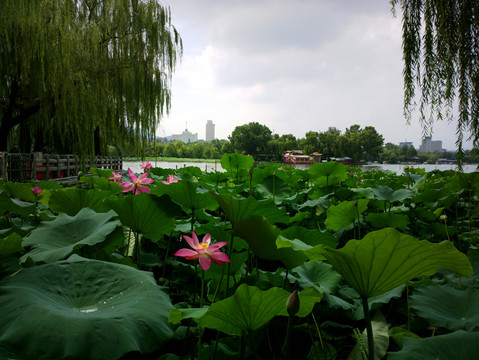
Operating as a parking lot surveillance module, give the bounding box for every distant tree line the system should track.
[114,121,478,164]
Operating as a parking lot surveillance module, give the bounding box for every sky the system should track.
[160,0,472,151]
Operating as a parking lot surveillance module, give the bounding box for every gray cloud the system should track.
[162,0,471,151]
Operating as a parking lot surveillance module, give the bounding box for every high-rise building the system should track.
[206,120,215,142]
[418,136,443,152]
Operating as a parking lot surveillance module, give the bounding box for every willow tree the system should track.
[391,0,478,167]
[0,0,182,156]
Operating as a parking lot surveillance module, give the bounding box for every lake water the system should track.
[122,160,478,175]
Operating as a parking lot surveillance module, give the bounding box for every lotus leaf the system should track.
[291,260,342,293]
[106,193,181,240]
[0,256,174,360]
[309,161,349,186]
[324,199,369,231]
[155,179,218,211]
[323,228,473,298]
[211,192,289,225]
[234,215,307,269]
[220,153,254,172]
[410,284,479,331]
[21,208,119,263]
[48,188,112,215]
[388,331,479,360]
[0,192,36,218]
[370,185,413,203]
[256,175,290,203]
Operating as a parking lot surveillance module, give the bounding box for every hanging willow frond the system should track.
[0,0,182,159]
[391,0,478,169]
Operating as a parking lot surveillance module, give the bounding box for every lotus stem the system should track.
[282,315,293,357]
[311,312,324,351]
[200,269,205,308]
[361,295,374,360]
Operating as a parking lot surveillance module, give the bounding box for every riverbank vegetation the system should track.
[114,123,478,165]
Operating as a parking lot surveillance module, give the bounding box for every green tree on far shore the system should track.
[229,122,273,156]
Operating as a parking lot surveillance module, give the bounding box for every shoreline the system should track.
[122,156,220,163]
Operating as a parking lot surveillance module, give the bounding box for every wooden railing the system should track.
[0,152,122,182]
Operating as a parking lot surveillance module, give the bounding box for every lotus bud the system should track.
[31,186,42,196]
[286,290,300,316]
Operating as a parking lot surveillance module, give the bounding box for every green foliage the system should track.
[234,215,307,269]
[392,0,479,165]
[323,228,472,298]
[388,331,479,360]
[197,284,290,335]
[410,285,479,331]
[228,122,273,155]
[20,208,119,263]
[0,255,174,360]
[106,193,181,240]
[0,0,182,155]
[0,161,478,358]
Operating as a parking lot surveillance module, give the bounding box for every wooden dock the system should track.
[0,152,122,182]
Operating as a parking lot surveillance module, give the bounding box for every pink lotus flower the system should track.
[174,231,230,271]
[140,161,152,172]
[162,174,179,185]
[119,168,154,195]
[31,186,42,196]
[284,153,296,164]
[108,171,123,182]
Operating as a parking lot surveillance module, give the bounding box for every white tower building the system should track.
[206,120,215,142]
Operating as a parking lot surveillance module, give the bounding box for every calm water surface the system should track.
[123,161,478,175]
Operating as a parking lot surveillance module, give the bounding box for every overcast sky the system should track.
[160,0,471,151]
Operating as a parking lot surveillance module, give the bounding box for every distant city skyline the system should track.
[163,120,453,151]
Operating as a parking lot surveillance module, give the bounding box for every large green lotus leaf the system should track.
[234,215,307,269]
[365,213,410,230]
[388,331,479,360]
[220,153,254,172]
[3,182,38,202]
[20,208,119,263]
[106,193,181,240]
[323,228,473,298]
[0,256,174,360]
[308,161,349,186]
[211,192,289,225]
[291,261,342,293]
[410,284,479,331]
[0,192,36,218]
[197,284,290,335]
[49,188,112,215]
[153,180,218,211]
[324,199,369,231]
[256,175,290,203]
[370,185,414,202]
